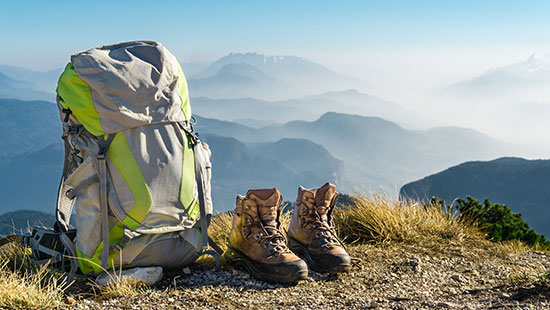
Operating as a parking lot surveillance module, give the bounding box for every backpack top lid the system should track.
[56,41,191,136]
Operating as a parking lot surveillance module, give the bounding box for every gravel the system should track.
[62,243,550,310]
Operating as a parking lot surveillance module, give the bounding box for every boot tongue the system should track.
[247,188,281,234]
[315,183,336,222]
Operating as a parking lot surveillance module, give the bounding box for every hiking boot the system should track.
[287,183,351,273]
[224,188,308,283]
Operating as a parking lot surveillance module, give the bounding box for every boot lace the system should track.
[254,213,291,260]
[305,210,344,250]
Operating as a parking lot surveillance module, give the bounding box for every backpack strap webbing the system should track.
[96,134,116,270]
[178,121,223,270]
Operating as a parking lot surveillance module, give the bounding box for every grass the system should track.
[0,243,66,309]
[334,192,482,246]
[91,277,150,300]
[0,192,545,307]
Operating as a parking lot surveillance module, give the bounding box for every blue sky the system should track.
[2,0,550,69]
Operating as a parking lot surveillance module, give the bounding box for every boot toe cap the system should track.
[311,253,351,273]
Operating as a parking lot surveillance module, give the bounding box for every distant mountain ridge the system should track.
[195,112,505,194]
[445,54,550,101]
[0,210,56,236]
[192,89,438,130]
[0,65,61,92]
[400,157,550,238]
[0,73,54,101]
[189,52,365,99]
[0,98,60,158]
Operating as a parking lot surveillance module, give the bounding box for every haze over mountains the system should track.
[446,54,550,101]
[188,53,364,100]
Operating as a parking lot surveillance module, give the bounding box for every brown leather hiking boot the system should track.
[287,183,351,273]
[224,188,308,283]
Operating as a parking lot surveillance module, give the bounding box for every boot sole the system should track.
[224,245,308,283]
[288,237,351,274]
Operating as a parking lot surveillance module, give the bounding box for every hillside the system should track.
[201,134,343,211]
[191,89,437,130]
[195,112,505,195]
[0,210,56,236]
[0,73,54,101]
[0,143,62,213]
[400,157,550,238]
[0,98,60,157]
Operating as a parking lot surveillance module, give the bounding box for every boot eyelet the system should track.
[245,205,251,211]
[243,227,251,236]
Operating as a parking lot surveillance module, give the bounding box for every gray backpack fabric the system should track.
[0,41,219,282]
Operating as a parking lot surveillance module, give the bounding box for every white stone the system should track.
[95,266,163,286]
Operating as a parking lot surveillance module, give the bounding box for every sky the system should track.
[2,0,550,154]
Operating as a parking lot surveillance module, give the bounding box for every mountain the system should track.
[189,53,365,99]
[191,89,438,130]
[0,210,56,236]
[194,112,505,194]
[446,54,550,101]
[400,157,550,237]
[193,134,343,211]
[0,65,61,94]
[0,143,62,214]
[0,73,55,101]
[0,98,61,158]
[188,63,295,99]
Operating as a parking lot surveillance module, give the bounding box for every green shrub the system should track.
[437,196,549,248]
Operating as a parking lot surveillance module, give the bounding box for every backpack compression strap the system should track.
[96,134,116,270]
[178,122,223,270]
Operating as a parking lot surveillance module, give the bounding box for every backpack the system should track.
[0,41,221,283]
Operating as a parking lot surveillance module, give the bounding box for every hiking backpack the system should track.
[0,41,220,282]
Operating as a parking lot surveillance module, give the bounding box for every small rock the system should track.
[183,267,192,275]
[450,274,462,282]
[95,266,163,286]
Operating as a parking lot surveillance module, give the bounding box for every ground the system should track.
[61,240,550,310]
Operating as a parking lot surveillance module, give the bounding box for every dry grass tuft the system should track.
[0,243,66,309]
[334,192,484,246]
[91,277,149,300]
[208,212,234,253]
